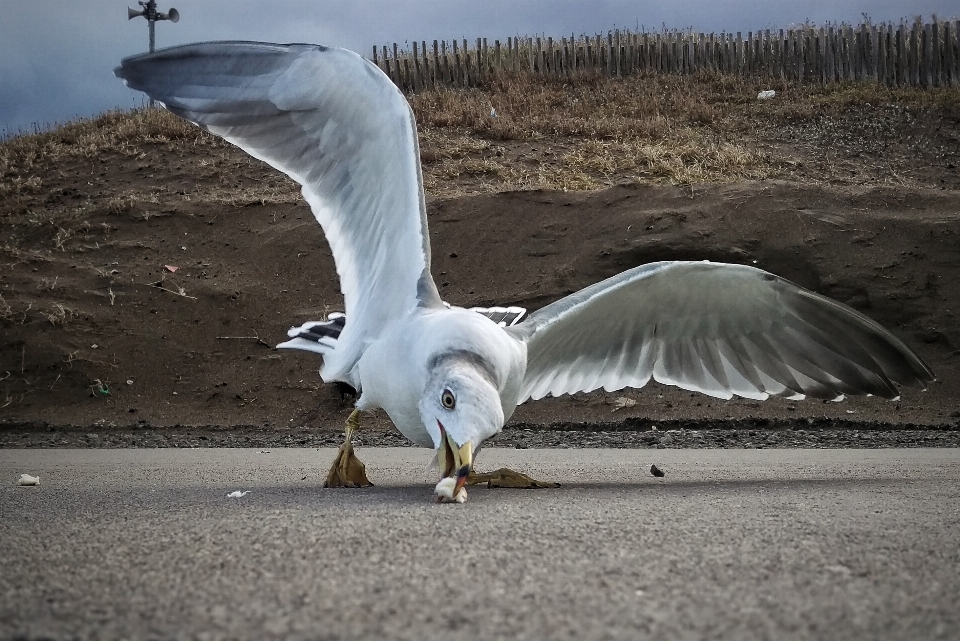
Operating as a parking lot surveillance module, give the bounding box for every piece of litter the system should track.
[611,396,636,412]
[650,464,665,478]
[227,490,250,498]
[757,90,776,100]
[164,265,179,273]
[18,473,40,486]
[126,379,134,385]
[489,107,497,118]
[846,410,856,414]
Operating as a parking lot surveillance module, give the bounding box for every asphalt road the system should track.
[1,447,958,641]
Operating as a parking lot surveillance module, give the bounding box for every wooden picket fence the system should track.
[373,19,960,91]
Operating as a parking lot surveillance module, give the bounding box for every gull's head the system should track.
[419,350,504,502]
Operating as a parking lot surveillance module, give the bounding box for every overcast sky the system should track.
[1,0,956,137]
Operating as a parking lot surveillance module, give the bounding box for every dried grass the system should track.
[0,109,218,193]
[40,303,74,326]
[203,184,301,207]
[2,73,956,202]
[411,72,780,192]
[411,72,756,140]
[0,294,14,323]
[413,72,957,193]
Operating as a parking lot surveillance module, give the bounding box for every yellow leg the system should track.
[465,468,559,489]
[324,409,373,488]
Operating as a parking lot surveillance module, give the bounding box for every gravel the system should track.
[2,418,958,449]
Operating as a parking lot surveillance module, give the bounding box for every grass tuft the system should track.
[1,109,219,184]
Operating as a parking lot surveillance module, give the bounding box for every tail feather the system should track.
[277,307,525,357]
[469,305,527,327]
[276,313,345,356]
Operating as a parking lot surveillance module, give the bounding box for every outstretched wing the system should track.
[507,261,934,402]
[115,42,442,381]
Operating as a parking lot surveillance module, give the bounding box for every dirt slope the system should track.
[2,145,958,434]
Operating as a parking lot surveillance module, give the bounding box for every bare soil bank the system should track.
[2,168,959,444]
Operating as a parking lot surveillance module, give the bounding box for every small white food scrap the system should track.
[18,474,40,486]
[227,490,250,498]
[434,477,467,503]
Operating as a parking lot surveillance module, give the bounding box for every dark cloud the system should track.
[1,0,955,136]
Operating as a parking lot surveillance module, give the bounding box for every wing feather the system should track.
[115,42,442,382]
[507,261,933,402]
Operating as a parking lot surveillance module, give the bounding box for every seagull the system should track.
[115,42,934,503]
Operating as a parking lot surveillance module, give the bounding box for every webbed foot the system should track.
[324,409,373,488]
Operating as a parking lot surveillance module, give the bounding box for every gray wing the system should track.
[115,42,442,381]
[507,261,934,402]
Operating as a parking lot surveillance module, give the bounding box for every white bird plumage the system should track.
[116,42,934,501]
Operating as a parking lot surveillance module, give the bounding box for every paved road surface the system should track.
[2,448,958,640]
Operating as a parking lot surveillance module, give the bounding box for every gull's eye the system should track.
[441,389,456,409]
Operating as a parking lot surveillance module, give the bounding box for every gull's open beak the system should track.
[436,420,473,498]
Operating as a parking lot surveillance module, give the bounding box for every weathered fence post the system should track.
[561,37,569,76]
[614,30,622,76]
[391,43,400,88]
[932,21,941,87]
[953,21,960,86]
[479,38,486,80]
[814,28,823,82]
[776,30,784,79]
[876,24,885,84]
[451,39,460,86]
[945,21,956,86]
[942,22,953,86]
[763,29,771,76]
[604,32,611,76]
[411,41,421,91]
[825,26,835,82]
[845,25,855,81]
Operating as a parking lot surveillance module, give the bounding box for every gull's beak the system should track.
[453,439,473,496]
[436,420,473,497]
